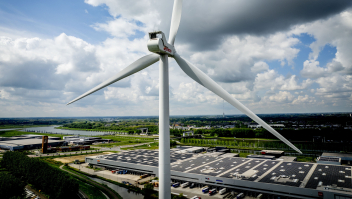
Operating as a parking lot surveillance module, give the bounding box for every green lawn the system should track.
[296,156,316,163]
[0,125,49,129]
[238,152,253,158]
[77,180,106,199]
[121,142,159,150]
[63,166,91,179]
[97,135,155,142]
[94,140,151,147]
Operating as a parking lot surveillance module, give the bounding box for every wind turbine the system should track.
[67,0,302,198]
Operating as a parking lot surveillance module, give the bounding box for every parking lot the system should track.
[70,163,259,198]
[168,183,258,199]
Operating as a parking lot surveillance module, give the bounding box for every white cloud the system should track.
[292,95,316,105]
[300,60,327,79]
[180,32,300,86]
[254,70,311,91]
[1,1,352,117]
[291,8,352,107]
[92,18,142,38]
[292,9,352,75]
[265,91,294,103]
[84,0,161,31]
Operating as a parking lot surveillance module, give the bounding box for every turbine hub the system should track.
[147,31,175,56]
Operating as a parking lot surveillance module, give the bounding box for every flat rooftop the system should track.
[89,150,352,193]
[0,138,64,147]
[322,153,352,158]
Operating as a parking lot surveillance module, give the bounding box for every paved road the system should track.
[28,150,103,158]
[59,165,120,199]
[25,185,48,199]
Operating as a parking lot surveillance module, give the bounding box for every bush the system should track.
[0,172,25,199]
[170,140,177,146]
[2,151,78,199]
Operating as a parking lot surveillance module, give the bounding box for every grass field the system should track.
[238,152,253,158]
[296,156,316,162]
[94,140,152,147]
[121,142,159,150]
[77,180,106,199]
[0,125,49,129]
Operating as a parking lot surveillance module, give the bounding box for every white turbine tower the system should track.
[67,0,302,198]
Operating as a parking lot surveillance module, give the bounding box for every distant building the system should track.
[248,124,285,129]
[0,135,64,151]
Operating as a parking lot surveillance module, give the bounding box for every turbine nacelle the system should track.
[147,31,175,56]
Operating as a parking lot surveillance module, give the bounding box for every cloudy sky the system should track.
[0,0,352,117]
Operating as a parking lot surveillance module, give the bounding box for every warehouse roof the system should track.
[90,150,352,191]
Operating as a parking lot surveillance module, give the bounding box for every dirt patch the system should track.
[53,152,114,163]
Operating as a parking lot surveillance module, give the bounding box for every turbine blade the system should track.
[67,54,160,105]
[173,53,302,154]
[168,0,183,45]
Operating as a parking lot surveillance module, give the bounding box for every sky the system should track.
[0,0,352,117]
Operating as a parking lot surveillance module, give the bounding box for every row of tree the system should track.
[194,128,267,138]
[63,122,162,134]
[180,138,352,152]
[194,128,352,142]
[1,152,78,199]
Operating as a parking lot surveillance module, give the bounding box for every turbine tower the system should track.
[67,0,302,198]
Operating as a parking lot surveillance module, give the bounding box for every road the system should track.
[59,165,120,199]
[27,150,104,158]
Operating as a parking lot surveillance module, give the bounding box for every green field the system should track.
[0,125,49,129]
[93,140,152,147]
[77,180,106,199]
[92,135,154,147]
[121,142,159,150]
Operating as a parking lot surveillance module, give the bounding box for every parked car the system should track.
[190,196,201,199]
[237,193,244,198]
[190,183,195,188]
[172,182,180,188]
[202,187,209,193]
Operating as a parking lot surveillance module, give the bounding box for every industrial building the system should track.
[47,145,90,153]
[318,153,352,166]
[63,136,111,145]
[0,135,64,151]
[175,146,205,154]
[86,149,352,199]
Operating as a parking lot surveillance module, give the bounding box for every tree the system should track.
[0,172,25,199]
[143,183,156,199]
[2,151,78,199]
